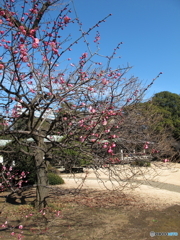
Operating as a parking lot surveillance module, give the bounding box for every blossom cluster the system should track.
[0,165,29,192]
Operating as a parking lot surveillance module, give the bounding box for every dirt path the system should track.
[60,162,180,208]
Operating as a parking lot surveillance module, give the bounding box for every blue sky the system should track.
[69,0,180,99]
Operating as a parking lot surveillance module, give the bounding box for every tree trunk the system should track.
[34,137,49,210]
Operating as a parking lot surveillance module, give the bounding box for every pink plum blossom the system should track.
[30,89,35,93]
[163,159,169,163]
[102,78,108,85]
[19,225,23,229]
[143,144,149,149]
[108,148,113,154]
[111,134,116,138]
[34,38,39,44]
[102,120,107,125]
[0,64,4,70]
[80,136,85,142]
[64,16,71,24]
[32,43,38,48]
[29,29,36,36]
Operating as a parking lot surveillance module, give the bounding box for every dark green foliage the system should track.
[47,173,64,185]
[1,143,36,185]
[60,147,92,166]
[0,118,12,140]
[152,91,180,139]
[52,141,93,171]
[153,91,180,114]
[131,160,151,167]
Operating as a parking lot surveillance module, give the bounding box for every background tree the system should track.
[145,91,180,161]
[0,0,163,209]
[151,91,180,140]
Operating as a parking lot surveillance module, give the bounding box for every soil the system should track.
[60,162,180,208]
[0,162,180,240]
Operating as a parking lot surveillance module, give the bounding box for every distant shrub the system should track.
[131,160,151,167]
[52,141,93,170]
[47,173,64,185]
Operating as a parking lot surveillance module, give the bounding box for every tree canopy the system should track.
[151,91,180,140]
[0,0,163,209]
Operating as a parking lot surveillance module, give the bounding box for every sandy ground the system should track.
[60,162,180,208]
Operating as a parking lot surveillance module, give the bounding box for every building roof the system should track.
[0,135,63,146]
[0,140,12,147]
[26,135,63,143]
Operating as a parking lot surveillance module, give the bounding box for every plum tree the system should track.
[0,0,162,209]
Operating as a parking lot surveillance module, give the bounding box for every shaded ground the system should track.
[0,187,180,240]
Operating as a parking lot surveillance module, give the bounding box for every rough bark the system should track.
[34,136,49,209]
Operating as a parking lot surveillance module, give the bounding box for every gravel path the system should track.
[60,162,180,207]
